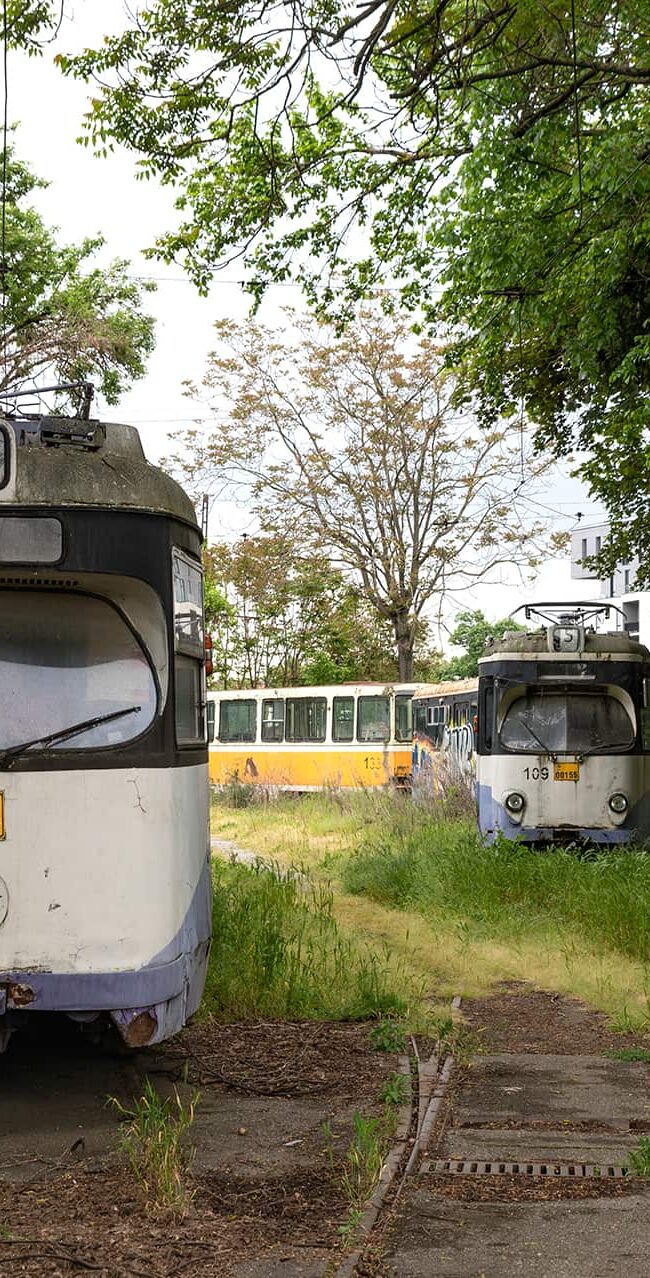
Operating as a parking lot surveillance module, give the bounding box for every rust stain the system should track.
[119,1010,157,1048]
[7,983,34,1007]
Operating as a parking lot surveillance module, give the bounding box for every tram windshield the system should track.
[0,591,157,751]
[500,689,635,754]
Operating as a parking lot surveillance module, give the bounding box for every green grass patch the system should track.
[605,1047,650,1062]
[341,813,650,967]
[204,857,411,1022]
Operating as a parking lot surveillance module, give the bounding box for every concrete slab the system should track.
[442,1127,633,1166]
[457,1054,650,1129]
[382,1191,650,1277]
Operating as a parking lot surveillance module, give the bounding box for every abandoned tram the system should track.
[0,410,211,1050]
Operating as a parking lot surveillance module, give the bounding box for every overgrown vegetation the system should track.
[341,820,650,967]
[211,791,650,1027]
[628,1138,650,1178]
[204,857,411,1022]
[110,1081,198,1217]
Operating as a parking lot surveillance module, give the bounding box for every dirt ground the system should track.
[461,981,650,1055]
[0,1017,400,1277]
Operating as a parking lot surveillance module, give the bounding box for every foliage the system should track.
[369,1020,406,1054]
[62,1,650,576]
[110,1080,198,1217]
[440,609,525,679]
[176,312,557,679]
[0,149,154,406]
[202,532,405,688]
[205,857,409,1021]
[339,1112,385,1208]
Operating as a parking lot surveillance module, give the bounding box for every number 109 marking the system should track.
[523,766,549,781]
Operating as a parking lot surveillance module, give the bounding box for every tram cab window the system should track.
[262,698,284,742]
[395,694,413,742]
[207,700,216,743]
[172,549,205,745]
[333,696,354,742]
[0,591,157,751]
[219,699,257,743]
[500,689,635,754]
[358,695,390,742]
[286,697,326,742]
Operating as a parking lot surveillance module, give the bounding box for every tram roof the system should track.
[2,417,198,529]
[480,629,650,660]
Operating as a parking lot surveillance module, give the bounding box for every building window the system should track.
[595,536,601,554]
[581,538,588,560]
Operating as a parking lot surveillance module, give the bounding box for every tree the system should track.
[203,533,406,687]
[440,610,525,680]
[62,1,650,573]
[173,312,559,680]
[0,149,155,406]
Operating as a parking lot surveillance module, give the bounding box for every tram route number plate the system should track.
[554,762,580,782]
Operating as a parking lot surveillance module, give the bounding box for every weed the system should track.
[337,1207,363,1240]
[339,1113,385,1207]
[205,859,409,1021]
[369,1020,407,1053]
[0,1223,11,1241]
[110,1080,198,1217]
[217,778,257,809]
[379,1071,408,1107]
[628,1138,650,1176]
[606,1046,650,1063]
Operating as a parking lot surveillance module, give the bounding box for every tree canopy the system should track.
[174,311,559,679]
[202,533,440,687]
[440,609,525,679]
[60,1,650,573]
[0,149,155,407]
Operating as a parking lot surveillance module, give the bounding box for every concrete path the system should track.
[381,1051,650,1277]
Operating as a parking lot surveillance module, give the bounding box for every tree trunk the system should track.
[394,611,414,682]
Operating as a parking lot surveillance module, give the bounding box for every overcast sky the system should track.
[10,0,605,631]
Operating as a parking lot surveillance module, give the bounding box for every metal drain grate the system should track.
[426,1158,629,1179]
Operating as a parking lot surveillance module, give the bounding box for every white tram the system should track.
[0,412,211,1050]
[477,603,650,845]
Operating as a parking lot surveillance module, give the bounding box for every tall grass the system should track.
[204,858,410,1021]
[341,809,650,966]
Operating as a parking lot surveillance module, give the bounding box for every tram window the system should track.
[0,516,62,563]
[0,590,157,751]
[333,696,354,742]
[176,654,205,745]
[358,695,390,742]
[285,697,326,742]
[500,691,635,754]
[219,699,257,743]
[207,699,216,743]
[262,698,284,742]
[414,705,427,733]
[395,694,413,742]
[172,549,204,658]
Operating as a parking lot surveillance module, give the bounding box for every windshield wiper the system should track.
[522,721,557,759]
[0,706,142,770]
[581,738,631,757]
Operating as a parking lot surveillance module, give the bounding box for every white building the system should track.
[570,523,648,644]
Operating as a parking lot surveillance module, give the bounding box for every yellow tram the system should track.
[207,683,416,789]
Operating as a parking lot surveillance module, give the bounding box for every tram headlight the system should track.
[608,792,628,815]
[505,792,525,815]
